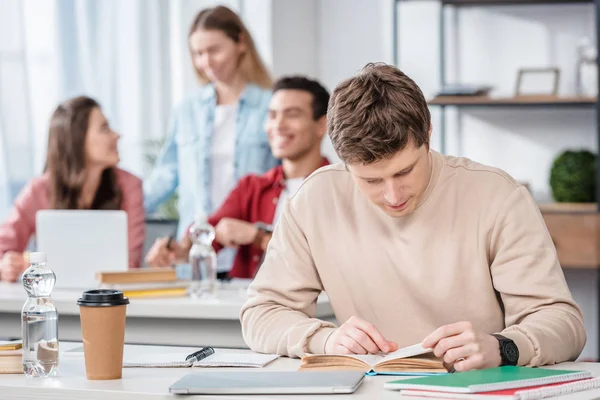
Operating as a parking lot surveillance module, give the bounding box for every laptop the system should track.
[35,210,129,289]
[169,371,365,395]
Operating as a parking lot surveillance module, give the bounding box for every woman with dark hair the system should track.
[0,96,145,282]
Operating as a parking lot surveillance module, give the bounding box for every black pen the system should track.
[165,233,177,267]
[443,357,465,374]
[166,234,176,250]
[443,360,456,374]
[185,347,215,363]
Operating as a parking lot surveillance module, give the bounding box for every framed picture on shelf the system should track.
[515,67,560,98]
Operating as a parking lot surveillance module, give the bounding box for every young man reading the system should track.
[145,77,330,279]
[240,64,586,371]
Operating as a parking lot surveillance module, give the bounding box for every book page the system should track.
[0,349,22,357]
[344,354,386,367]
[378,343,432,364]
[302,344,432,368]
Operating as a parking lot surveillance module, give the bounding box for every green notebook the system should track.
[384,366,592,393]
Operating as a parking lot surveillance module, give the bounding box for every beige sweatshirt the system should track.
[240,150,586,366]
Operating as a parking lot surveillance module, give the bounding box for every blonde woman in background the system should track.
[144,6,278,276]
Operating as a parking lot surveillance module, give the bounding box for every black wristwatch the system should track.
[492,334,519,366]
[254,222,274,234]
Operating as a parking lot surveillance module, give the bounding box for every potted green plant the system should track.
[549,150,597,203]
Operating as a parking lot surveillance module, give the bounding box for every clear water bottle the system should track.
[188,214,217,298]
[21,252,59,377]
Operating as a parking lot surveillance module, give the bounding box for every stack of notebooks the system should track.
[97,268,189,298]
[299,343,446,376]
[0,340,23,374]
[384,366,600,399]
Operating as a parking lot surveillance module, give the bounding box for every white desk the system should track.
[1,342,599,400]
[0,282,335,348]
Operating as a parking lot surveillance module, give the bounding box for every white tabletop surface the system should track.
[1,342,600,400]
[0,281,333,320]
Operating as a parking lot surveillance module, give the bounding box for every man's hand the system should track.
[145,237,188,268]
[422,321,502,372]
[258,232,272,251]
[0,251,26,282]
[324,316,398,355]
[215,218,258,248]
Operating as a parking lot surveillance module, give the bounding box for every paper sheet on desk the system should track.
[193,352,279,368]
[123,353,192,368]
[123,351,279,368]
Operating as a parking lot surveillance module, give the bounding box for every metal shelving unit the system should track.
[394,0,600,358]
[395,0,599,208]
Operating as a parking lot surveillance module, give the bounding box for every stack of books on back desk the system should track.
[96,268,189,298]
[0,340,23,374]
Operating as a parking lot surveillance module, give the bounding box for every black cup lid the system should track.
[77,289,130,307]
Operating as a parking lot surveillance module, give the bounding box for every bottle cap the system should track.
[29,252,46,264]
[194,212,208,225]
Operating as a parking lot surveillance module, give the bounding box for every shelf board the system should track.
[428,95,597,107]
[538,202,599,214]
[441,0,592,6]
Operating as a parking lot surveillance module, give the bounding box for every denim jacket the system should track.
[144,84,279,238]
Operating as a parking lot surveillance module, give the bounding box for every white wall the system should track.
[317,0,394,89]
[0,0,58,219]
[274,0,598,359]
[271,0,318,79]
[315,0,396,162]
[242,0,273,70]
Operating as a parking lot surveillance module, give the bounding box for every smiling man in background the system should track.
[145,76,330,279]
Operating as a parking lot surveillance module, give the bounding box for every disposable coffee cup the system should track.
[77,290,129,380]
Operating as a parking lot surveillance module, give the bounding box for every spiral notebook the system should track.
[384,366,592,393]
[123,351,279,368]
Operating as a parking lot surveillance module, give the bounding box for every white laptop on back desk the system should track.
[36,210,128,289]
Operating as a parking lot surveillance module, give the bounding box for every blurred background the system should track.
[0,0,598,357]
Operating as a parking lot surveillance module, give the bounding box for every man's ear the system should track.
[316,116,327,140]
[426,124,433,150]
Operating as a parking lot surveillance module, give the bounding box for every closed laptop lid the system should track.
[169,370,365,395]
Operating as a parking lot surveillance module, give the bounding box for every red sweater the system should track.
[209,158,329,278]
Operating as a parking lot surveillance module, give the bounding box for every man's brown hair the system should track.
[328,63,431,164]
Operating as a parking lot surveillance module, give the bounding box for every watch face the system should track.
[504,342,519,364]
[255,222,273,233]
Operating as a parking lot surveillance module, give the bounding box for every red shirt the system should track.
[208,158,329,278]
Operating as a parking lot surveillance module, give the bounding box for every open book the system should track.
[299,343,445,375]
